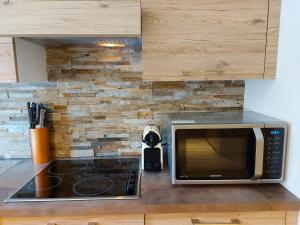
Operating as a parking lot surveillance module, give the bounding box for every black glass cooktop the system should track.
[5,157,140,202]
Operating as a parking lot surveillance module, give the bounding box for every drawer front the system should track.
[0,214,144,225]
[146,212,286,225]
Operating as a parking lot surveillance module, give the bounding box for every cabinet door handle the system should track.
[47,222,96,225]
[191,218,241,225]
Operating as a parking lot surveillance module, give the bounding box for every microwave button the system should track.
[265,169,273,174]
[269,163,280,167]
[272,164,281,169]
[265,169,280,175]
[272,163,282,168]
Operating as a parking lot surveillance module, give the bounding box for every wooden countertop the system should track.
[0,159,299,217]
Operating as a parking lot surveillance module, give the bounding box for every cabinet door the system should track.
[142,0,269,81]
[0,0,141,37]
[0,214,144,225]
[146,211,286,225]
[0,37,18,83]
[286,212,299,225]
[264,0,281,79]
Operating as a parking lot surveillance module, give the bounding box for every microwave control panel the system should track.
[262,128,285,179]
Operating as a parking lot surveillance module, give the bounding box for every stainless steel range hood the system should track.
[21,37,142,51]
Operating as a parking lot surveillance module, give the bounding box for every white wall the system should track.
[245,0,300,199]
[15,38,47,82]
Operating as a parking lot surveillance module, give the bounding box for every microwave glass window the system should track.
[175,129,256,180]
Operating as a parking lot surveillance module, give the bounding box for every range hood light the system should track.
[95,42,126,48]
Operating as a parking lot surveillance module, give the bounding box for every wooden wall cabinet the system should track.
[142,0,281,81]
[0,0,141,37]
[0,0,282,82]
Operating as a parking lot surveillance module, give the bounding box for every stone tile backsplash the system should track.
[0,45,244,158]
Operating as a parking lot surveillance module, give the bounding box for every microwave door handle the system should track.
[252,128,264,180]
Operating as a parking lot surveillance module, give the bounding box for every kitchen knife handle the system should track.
[191,219,240,225]
[36,104,40,125]
[31,102,37,128]
[36,109,46,128]
[27,102,33,129]
[28,110,34,129]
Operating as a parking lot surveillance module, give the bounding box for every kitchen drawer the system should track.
[0,214,144,225]
[146,211,286,225]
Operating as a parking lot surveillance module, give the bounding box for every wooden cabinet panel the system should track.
[0,38,18,83]
[286,211,299,225]
[146,212,286,225]
[0,214,144,225]
[264,0,281,79]
[142,0,270,81]
[0,212,297,225]
[0,0,141,37]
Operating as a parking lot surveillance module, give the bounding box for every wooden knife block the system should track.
[30,128,51,164]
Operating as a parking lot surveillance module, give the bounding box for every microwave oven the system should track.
[167,111,287,184]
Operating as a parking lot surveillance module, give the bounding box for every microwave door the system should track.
[175,127,261,181]
[252,128,264,180]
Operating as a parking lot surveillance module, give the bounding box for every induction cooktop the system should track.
[5,157,141,202]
